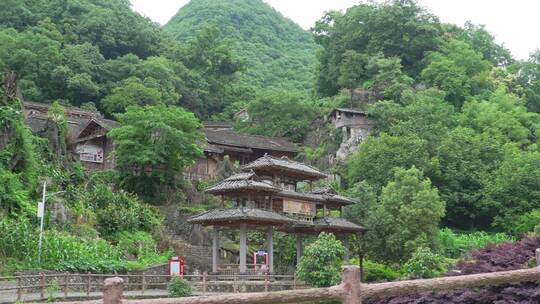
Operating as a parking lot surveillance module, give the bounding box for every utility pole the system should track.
[38,181,46,264]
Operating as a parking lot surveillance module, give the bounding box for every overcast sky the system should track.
[130,0,540,60]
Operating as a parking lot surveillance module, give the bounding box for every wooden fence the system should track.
[0,272,299,302]
[59,248,540,304]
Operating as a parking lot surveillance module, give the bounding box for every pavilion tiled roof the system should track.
[205,171,280,195]
[313,217,366,232]
[276,189,355,206]
[242,155,327,180]
[188,207,296,225]
[311,188,356,205]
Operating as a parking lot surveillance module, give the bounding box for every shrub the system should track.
[402,247,451,279]
[352,259,400,282]
[438,228,513,258]
[167,277,192,297]
[366,236,540,304]
[296,232,345,287]
[510,210,540,236]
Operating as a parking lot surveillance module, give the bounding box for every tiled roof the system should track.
[188,207,296,225]
[205,171,280,195]
[311,188,356,205]
[204,129,299,153]
[242,155,326,180]
[313,217,366,232]
[332,108,368,116]
[277,189,326,203]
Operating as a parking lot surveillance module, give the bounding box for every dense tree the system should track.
[421,39,492,107]
[510,50,540,112]
[296,232,345,287]
[108,105,203,202]
[164,0,317,91]
[364,167,445,263]
[346,133,431,191]
[238,90,317,142]
[482,145,540,232]
[313,0,442,96]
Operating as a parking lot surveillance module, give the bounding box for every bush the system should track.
[114,230,170,265]
[296,232,345,287]
[167,277,192,297]
[510,210,540,236]
[361,260,400,282]
[438,228,513,258]
[402,247,451,279]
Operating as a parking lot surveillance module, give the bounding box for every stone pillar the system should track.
[103,277,123,304]
[343,235,350,263]
[267,226,274,273]
[212,226,220,273]
[296,234,303,265]
[239,223,247,274]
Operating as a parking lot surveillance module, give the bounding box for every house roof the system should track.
[330,108,368,116]
[204,129,299,153]
[205,171,280,195]
[23,101,116,141]
[188,207,296,226]
[242,155,327,180]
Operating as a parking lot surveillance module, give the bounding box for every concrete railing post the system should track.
[103,277,124,304]
[536,248,540,266]
[341,266,361,304]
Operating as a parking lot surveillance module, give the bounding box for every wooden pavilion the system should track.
[188,155,365,274]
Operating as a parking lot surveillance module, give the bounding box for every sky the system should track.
[129,0,540,60]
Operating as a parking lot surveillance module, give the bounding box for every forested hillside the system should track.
[3,1,540,300]
[164,0,318,91]
[0,0,242,119]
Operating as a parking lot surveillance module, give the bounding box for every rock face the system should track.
[328,108,373,162]
[336,126,372,161]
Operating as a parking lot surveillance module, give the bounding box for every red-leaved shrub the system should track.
[367,236,540,304]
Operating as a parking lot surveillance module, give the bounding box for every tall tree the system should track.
[108,105,203,202]
[365,167,445,263]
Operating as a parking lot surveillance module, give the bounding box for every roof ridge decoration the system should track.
[205,170,280,195]
[241,154,327,180]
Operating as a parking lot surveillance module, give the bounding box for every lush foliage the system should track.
[351,259,400,283]
[367,236,540,304]
[438,228,514,259]
[109,105,203,202]
[167,277,193,297]
[402,247,451,279]
[237,90,317,142]
[363,167,445,263]
[0,0,243,118]
[164,0,317,92]
[296,232,345,287]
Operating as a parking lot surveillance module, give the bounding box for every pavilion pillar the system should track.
[296,234,303,265]
[239,223,247,274]
[267,226,274,273]
[343,235,350,263]
[212,226,220,273]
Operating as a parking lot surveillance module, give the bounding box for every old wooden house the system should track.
[186,123,299,180]
[23,101,117,171]
[328,108,373,161]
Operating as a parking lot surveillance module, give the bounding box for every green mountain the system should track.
[164,0,318,91]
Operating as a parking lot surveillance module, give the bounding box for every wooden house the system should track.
[23,102,117,171]
[186,125,299,180]
[328,108,373,161]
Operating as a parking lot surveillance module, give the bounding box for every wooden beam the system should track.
[361,267,540,299]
